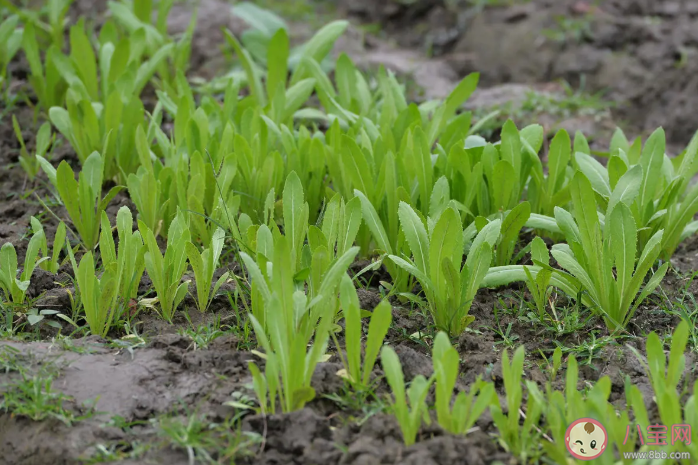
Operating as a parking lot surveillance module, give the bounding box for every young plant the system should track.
[241,231,359,339]
[247,289,333,414]
[13,118,51,180]
[380,345,434,446]
[185,228,230,312]
[0,233,46,305]
[308,193,362,262]
[493,201,531,266]
[139,211,191,322]
[523,236,553,320]
[527,128,572,217]
[37,151,122,251]
[21,22,68,110]
[336,274,391,388]
[69,248,118,338]
[576,127,698,258]
[641,321,688,411]
[0,15,23,95]
[456,122,542,218]
[490,346,542,460]
[99,207,146,305]
[126,129,170,237]
[550,172,668,330]
[30,217,66,274]
[432,332,495,435]
[531,355,629,464]
[389,203,501,336]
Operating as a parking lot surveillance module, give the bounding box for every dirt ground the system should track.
[2,0,698,464]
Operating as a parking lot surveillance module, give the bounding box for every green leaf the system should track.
[266,28,289,101]
[355,190,392,254]
[362,300,392,385]
[608,203,636,298]
[607,164,642,215]
[497,201,530,266]
[575,152,610,198]
[291,20,348,83]
[398,201,429,274]
[224,29,265,107]
[638,128,666,219]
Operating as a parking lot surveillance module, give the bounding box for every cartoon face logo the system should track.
[565,418,607,460]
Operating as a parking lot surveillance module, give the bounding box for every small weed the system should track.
[0,345,23,373]
[1,373,95,426]
[85,441,153,464]
[543,14,594,44]
[556,332,618,366]
[658,274,698,351]
[157,412,261,465]
[324,384,388,426]
[178,316,227,350]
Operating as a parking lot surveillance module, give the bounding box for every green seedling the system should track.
[241,230,359,338]
[527,128,572,217]
[1,373,91,427]
[247,292,333,414]
[523,236,553,320]
[390,203,501,336]
[493,200,531,266]
[0,231,46,305]
[13,118,51,180]
[308,193,362,261]
[30,216,66,274]
[0,15,22,94]
[126,128,170,237]
[21,21,68,110]
[186,228,230,312]
[380,345,434,446]
[529,355,632,464]
[99,207,146,305]
[490,346,542,460]
[336,274,391,388]
[576,127,698,258]
[139,211,191,322]
[432,332,495,435]
[550,172,668,330]
[69,246,118,338]
[38,151,122,251]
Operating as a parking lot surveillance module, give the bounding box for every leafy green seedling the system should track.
[308,193,362,261]
[99,207,146,305]
[30,216,66,274]
[380,345,434,446]
[38,151,122,251]
[490,346,542,459]
[337,274,391,388]
[494,201,531,266]
[186,228,230,312]
[551,172,668,330]
[13,118,51,180]
[523,236,552,320]
[630,321,689,430]
[247,293,333,414]
[139,211,191,322]
[432,332,495,435]
[527,128,572,217]
[390,203,501,336]
[0,231,46,305]
[21,22,68,110]
[69,248,118,338]
[0,15,23,93]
